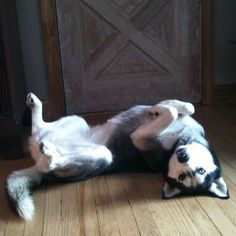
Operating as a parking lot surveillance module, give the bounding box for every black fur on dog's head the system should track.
[163,140,229,199]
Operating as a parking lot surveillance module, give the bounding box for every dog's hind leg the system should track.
[130,105,178,150]
[26,92,56,172]
[6,165,43,220]
[39,141,113,178]
[26,93,46,132]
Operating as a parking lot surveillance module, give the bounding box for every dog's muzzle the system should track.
[166,176,182,189]
[166,176,198,194]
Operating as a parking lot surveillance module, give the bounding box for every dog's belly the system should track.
[29,115,90,168]
[104,108,150,172]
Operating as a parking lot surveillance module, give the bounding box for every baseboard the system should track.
[0,116,23,159]
[211,84,236,104]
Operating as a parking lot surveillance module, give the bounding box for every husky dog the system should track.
[6,93,229,220]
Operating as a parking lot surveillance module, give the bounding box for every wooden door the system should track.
[56,0,201,114]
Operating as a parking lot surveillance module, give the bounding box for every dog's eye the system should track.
[178,173,186,181]
[197,168,206,175]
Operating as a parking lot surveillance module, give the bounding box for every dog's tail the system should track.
[6,166,42,220]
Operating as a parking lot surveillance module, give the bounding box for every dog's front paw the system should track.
[39,141,62,170]
[158,100,194,116]
[148,106,161,117]
[40,141,58,157]
[26,93,42,109]
[148,105,178,120]
[26,93,34,107]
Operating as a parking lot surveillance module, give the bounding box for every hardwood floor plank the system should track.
[144,174,200,236]
[92,176,120,236]
[4,219,25,236]
[106,174,140,236]
[61,183,81,236]
[214,180,236,227]
[197,196,236,235]
[42,185,62,236]
[80,179,100,236]
[164,199,201,236]
[220,159,236,186]
[179,198,221,236]
[23,187,46,236]
[120,174,161,236]
[136,173,180,236]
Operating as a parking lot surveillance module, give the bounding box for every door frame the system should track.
[40,0,65,120]
[40,0,216,114]
[201,0,213,104]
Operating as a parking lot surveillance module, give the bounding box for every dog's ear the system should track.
[162,182,181,199]
[208,177,229,199]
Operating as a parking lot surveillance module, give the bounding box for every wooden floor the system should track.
[1,104,236,236]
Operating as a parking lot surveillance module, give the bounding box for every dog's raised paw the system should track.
[40,141,60,158]
[26,93,42,109]
[148,106,160,117]
[26,93,35,108]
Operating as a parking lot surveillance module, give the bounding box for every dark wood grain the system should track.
[201,0,214,104]
[56,0,201,114]
[40,0,65,120]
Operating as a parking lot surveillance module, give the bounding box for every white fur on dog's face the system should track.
[168,142,217,188]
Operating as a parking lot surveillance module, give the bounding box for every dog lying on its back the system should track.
[6,93,229,220]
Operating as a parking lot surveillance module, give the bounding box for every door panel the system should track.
[56,0,200,114]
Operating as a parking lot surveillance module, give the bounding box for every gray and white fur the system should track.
[6,93,229,220]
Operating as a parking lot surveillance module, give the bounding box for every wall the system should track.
[15,0,48,99]
[213,0,236,85]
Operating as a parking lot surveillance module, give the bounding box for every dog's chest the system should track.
[157,122,184,150]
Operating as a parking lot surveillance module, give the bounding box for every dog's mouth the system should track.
[165,176,197,194]
[166,176,183,189]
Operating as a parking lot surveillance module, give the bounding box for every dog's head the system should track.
[163,142,229,199]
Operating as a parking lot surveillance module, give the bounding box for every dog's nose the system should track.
[176,148,189,163]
